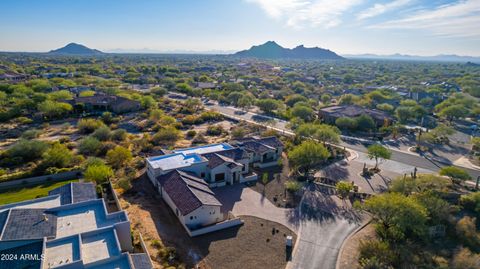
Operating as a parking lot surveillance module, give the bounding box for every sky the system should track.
[0,0,479,56]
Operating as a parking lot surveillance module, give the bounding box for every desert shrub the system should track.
[451,247,480,269]
[41,143,74,169]
[186,130,196,138]
[117,178,132,191]
[91,126,111,141]
[336,181,353,199]
[15,116,33,125]
[84,163,113,184]
[285,181,302,193]
[206,125,224,136]
[358,240,396,269]
[78,136,102,156]
[83,157,105,168]
[77,118,106,134]
[192,132,207,144]
[106,146,132,168]
[152,127,182,145]
[181,115,200,125]
[111,128,127,141]
[460,192,480,213]
[5,139,48,163]
[456,216,480,250]
[21,129,42,139]
[231,127,246,139]
[199,111,223,122]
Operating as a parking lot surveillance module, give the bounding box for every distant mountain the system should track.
[234,41,343,60]
[49,43,103,55]
[344,53,480,63]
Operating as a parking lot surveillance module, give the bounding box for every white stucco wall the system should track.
[183,205,223,229]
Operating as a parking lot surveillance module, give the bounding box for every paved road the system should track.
[289,184,364,269]
[213,183,363,269]
[206,103,480,180]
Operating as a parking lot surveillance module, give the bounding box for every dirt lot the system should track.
[192,215,296,269]
[249,154,302,208]
[337,223,376,269]
[119,174,203,268]
[119,174,297,269]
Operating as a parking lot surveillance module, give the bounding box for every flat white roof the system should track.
[81,229,120,264]
[173,143,233,155]
[55,201,126,238]
[147,153,205,171]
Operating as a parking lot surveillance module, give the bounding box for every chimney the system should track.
[43,213,48,222]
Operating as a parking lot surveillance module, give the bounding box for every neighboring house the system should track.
[67,94,141,114]
[195,82,216,89]
[0,182,152,269]
[0,72,27,82]
[319,105,394,127]
[145,137,283,235]
[232,136,284,168]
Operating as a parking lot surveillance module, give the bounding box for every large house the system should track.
[146,136,283,235]
[67,94,141,114]
[0,182,152,269]
[319,105,394,127]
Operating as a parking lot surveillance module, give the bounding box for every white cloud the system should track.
[357,0,412,20]
[370,0,480,38]
[246,0,363,28]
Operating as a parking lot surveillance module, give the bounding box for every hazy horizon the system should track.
[1,0,479,56]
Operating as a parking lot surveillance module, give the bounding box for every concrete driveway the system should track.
[213,185,300,232]
[214,183,365,269]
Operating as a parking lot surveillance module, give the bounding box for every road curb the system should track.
[335,216,372,269]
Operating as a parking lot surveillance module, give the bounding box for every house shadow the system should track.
[320,163,350,181]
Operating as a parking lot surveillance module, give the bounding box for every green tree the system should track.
[84,164,113,184]
[362,193,428,242]
[439,166,471,184]
[438,104,468,122]
[355,114,376,132]
[48,90,73,101]
[335,117,357,130]
[288,141,330,177]
[291,104,314,122]
[367,144,391,170]
[106,146,132,168]
[285,94,308,107]
[256,98,279,114]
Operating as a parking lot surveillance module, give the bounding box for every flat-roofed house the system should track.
[0,183,152,269]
